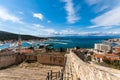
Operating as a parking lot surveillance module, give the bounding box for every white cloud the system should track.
[87,25,99,28]
[0,7,23,24]
[62,0,80,24]
[32,24,55,34]
[33,13,44,20]
[32,24,44,28]
[49,28,81,36]
[85,0,101,5]
[60,28,76,34]
[43,29,56,34]
[86,0,120,12]
[37,28,57,37]
[98,5,109,12]
[91,6,120,27]
[50,29,120,36]
[28,23,56,36]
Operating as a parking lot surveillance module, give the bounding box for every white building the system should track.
[94,43,112,53]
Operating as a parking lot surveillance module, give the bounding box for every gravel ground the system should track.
[0,62,62,80]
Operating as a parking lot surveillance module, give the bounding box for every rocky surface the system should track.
[64,50,120,80]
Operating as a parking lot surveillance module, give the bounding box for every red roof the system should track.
[115,48,120,53]
[93,54,120,61]
[21,49,33,53]
[105,54,118,56]
[93,54,105,59]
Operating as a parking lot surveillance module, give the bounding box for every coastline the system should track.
[0,37,107,51]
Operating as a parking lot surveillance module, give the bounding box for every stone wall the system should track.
[25,55,37,62]
[0,54,25,69]
[37,53,66,66]
[69,51,120,80]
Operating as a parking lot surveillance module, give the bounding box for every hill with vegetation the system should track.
[0,31,47,41]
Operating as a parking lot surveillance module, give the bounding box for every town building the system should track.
[114,48,120,53]
[92,53,120,63]
[94,43,112,53]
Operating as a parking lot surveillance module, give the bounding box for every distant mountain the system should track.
[51,32,120,37]
[0,31,47,41]
[51,35,120,38]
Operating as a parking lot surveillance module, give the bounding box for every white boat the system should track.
[9,43,17,48]
[0,43,3,46]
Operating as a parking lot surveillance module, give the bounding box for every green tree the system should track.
[117,52,120,58]
[60,47,66,52]
[86,56,91,61]
[76,46,80,49]
[28,46,34,50]
[103,59,111,64]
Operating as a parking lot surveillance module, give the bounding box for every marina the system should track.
[0,37,120,51]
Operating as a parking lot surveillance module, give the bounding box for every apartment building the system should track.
[94,43,112,52]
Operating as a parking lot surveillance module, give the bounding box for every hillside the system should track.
[0,31,47,41]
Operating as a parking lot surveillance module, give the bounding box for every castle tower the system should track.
[18,34,22,54]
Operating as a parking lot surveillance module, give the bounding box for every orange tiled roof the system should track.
[93,53,120,61]
[105,54,118,56]
[21,49,33,53]
[115,48,120,53]
[93,54,105,58]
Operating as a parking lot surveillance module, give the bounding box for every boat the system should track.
[9,43,17,48]
[0,43,3,46]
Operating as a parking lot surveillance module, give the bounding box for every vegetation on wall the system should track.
[103,59,120,70]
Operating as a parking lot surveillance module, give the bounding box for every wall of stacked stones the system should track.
[70,52,120,80]
[0,54,25,69]
[37,54,66,66]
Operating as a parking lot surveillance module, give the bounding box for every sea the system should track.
[0,36,119,50]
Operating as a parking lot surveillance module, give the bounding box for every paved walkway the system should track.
[64,50,120,80]
[63,54,78,80]
[90,62,120,78]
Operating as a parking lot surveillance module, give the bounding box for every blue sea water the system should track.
[0,36,118,50]
[0,43,10,50]
[0,42,32,50]
[45,36,106,49]
[22,42,32,47]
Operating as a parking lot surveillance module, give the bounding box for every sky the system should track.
[0,0,120,37]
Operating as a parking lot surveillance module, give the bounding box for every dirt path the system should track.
[0,62,62,80]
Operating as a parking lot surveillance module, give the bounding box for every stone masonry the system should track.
[0,53,25,69]
[64,50,120,80]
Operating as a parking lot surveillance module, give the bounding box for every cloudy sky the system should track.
[0,0,120,36]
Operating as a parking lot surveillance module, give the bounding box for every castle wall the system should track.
[0,54,25,69]
[67,51,120,80]
[37,54,66,66]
